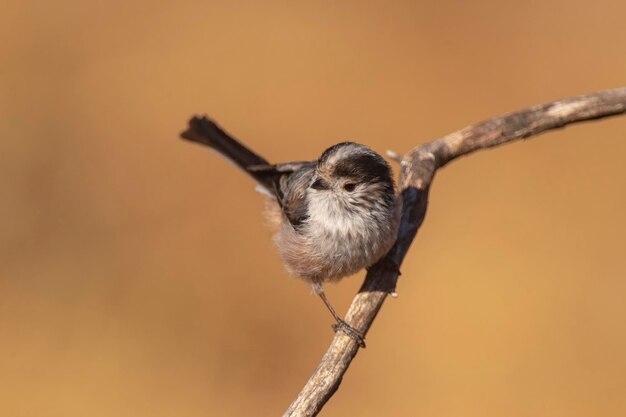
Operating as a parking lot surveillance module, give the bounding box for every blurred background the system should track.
[1,1,625,416]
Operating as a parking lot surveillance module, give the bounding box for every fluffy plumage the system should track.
[270,142,399,285]
[181,117,400,346]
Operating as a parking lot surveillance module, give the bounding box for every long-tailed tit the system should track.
[181,117,400,346]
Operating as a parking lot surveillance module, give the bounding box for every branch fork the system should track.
[281,87,626,417]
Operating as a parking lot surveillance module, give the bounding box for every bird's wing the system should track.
[279,164,315,229]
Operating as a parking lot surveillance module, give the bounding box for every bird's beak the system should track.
[311,178,330,190]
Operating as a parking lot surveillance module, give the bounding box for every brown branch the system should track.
[283,87,626,417]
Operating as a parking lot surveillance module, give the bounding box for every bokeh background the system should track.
[2,1,625,416]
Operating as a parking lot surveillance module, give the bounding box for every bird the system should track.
[181,116,400,346]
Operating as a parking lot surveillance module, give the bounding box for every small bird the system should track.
[181,116,400,346]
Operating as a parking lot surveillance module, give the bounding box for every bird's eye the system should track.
[343,183,356,192]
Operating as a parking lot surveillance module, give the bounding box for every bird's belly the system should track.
[273,198,398,285]
[279,218,389,283]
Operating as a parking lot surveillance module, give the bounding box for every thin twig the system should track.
[283,87,626,417]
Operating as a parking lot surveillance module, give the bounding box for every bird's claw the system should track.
[332,319,366,348]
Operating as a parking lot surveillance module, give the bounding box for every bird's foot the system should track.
[332,319,366,348]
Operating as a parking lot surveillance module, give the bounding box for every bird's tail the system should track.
[180,116,279,194]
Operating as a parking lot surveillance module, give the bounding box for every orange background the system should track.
[1,1,625,416]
